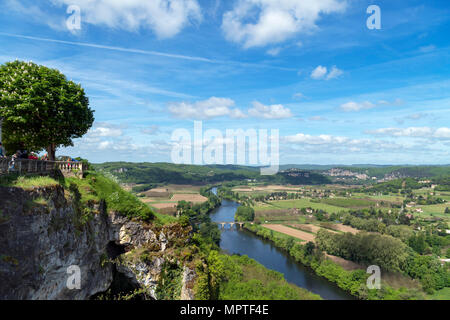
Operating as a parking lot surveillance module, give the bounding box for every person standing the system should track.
[0,142,5,158]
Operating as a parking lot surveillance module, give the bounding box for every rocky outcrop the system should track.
[0,184,196,300]
[180,266,197,300]
[0,185,115,299]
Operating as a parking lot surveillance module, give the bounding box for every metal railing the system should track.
[0,158,87,176]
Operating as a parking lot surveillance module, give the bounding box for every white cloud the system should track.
[311,65,343,80]
[377,98,404,106]
[285,133,348,145]
[340,101,375,112]
[141,125,160,135]
[4,0,66,30]
[434,127,450,138]
[340,98,404,112]
[326,66,343,80]
[52,0,202,38]
[282,133,416,154]
[168,97,246,119]
[394,113,429,124]
[308,116,327,121]
[89,123,124,137]
[222,0,347,48]
[365,127,450,139]
[419,45,436,53]
[267,47,282,56]
[248,101,293,119]
[293,92,305,100]
[311,65,328,80]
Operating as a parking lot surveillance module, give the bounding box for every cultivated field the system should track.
[327,224,359,234]
[139,184,207,212]
[170,193,207,203]
[289,224,323,234]
[263,224,315,243]
[254,199,345,213]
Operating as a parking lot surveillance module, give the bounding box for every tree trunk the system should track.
[47,144,56,161]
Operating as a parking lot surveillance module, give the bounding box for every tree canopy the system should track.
[0,60,94,159]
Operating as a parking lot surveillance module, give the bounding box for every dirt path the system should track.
[264,224,316,243]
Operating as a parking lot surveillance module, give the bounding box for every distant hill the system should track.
[280,164,450,179]
[93,162,331,185]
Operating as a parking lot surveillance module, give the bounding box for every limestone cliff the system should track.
[0,184,196,300]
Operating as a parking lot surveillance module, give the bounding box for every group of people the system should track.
[0,142,52,172]
[0,142,49,161]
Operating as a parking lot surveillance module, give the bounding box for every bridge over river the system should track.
[213,221,253,229]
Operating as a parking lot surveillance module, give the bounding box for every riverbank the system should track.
[244,223,426,300]
[209,197,354,300]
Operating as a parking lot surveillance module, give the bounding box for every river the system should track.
[209,189,354,300]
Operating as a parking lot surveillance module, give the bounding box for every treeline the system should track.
[340,166,450,179]
[131,183,157,193]
[433,176,450,191]
[316,230,408,271]
[315,230,450,294]
[245,224,425,299]
[359,178,424,194]
[217,187,254,206]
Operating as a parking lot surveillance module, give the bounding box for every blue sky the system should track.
[0,0,449,165]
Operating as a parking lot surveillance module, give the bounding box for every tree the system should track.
[234,206,255,222]
[0,60,94,160]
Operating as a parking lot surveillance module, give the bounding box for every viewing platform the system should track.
[0,158,87,177]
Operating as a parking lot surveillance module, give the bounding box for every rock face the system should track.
[0,185,196,300]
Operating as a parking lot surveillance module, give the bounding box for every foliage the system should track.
[195,251,321,300]
[245,224,426,300]
[155,262,183,300]
[404,254,450,294]
[131,183,156,193]
[93,162,331,185]
[234,206,255,222]
[360,178,423,194]
[316,229,409,272]
[0,60,94,159]
[0,174,59,189]
[65,172,155,222]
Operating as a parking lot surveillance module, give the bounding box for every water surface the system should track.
[210,191,354,300]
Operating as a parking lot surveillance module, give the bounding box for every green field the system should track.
[254,199,346,213]
[430,287,450,300]
[353,193,404,202]
[417,203,449,218]
[319,197,388,209]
